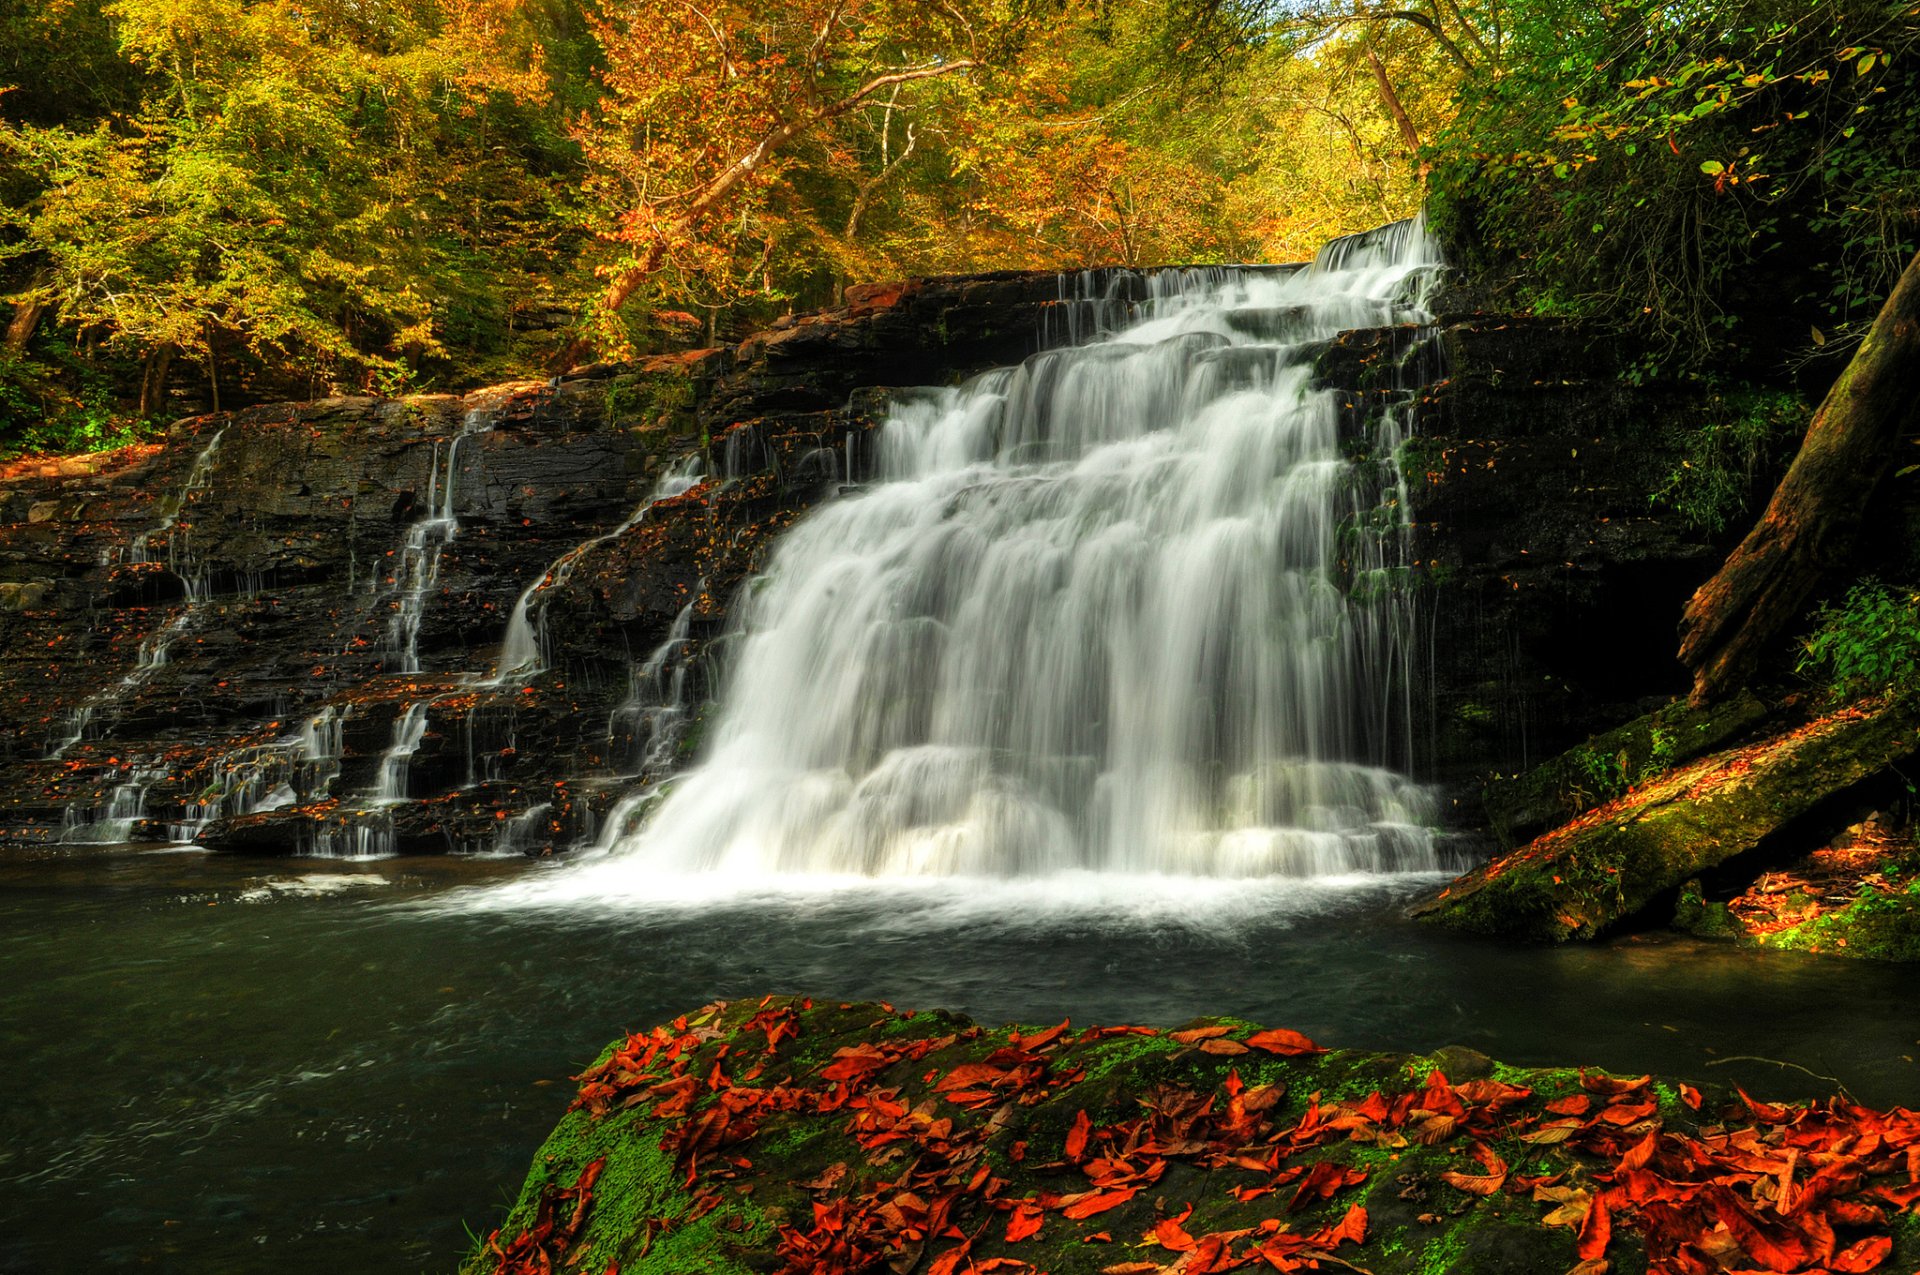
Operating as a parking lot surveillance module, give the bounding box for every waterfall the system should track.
[48,426,227,760]
[384,409,491,674]
[593,218,1447,881]
[372,703,430,805]
[167,704,351,844]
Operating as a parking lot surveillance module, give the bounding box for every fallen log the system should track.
[1415,691,1920,942]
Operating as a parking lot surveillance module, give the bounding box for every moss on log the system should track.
[1415,693,1920,942]
[1482,690,1774,850]
[466,998,1920,1275]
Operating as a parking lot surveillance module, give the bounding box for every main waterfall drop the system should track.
[590,219,1451,881]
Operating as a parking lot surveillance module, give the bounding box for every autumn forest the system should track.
[4,0,1911,455]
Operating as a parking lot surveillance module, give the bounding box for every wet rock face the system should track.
[1392,317,1721,795]
[0,271,1718,856]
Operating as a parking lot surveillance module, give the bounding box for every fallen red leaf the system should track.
[1066,1109,1092,1161]
[1288,1160,1368,1212]
[1580,1072,1650,1097]
[1170,1025,1234,1043]
[1576,1187,1612,1261]
[1831,1234,1892,1273]
[1151,1204,1197,1251]
[1245,1028,1326,1057]
[1061,1188,1139,1220]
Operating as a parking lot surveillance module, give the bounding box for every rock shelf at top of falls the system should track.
[0,232,1734,868]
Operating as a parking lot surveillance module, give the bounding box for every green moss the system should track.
[464,1103,772,1275]
[606,370,697,433]
[486,1000,1877,1275]
[1751,878,1920,962]
[1673,878,1737,938]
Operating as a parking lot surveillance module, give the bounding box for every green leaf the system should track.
[1699,160,1725,175]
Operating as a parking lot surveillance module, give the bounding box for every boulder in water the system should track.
[466,997,1920,1275]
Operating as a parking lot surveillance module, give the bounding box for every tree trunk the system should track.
[1365,45,1428,174]
[5,296,47,352]
[1678,248,1920,705]
[139,343,176,419]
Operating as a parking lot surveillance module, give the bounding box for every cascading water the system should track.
[372,703,430,805]
[168,705,351,844]
[608,602,697,776]
[48,427,229,759]
[588,218,1450,882]
[384,410,491,674]
[490,456,704,682]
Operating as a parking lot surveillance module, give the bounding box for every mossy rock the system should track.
[1417,692,1920,942]
[464,998,1920,1275]
[1750,876,1920,960]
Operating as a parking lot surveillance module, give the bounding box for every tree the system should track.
[570,0,1013,361]
[1677,247,1920,705]
[0,0,576,436]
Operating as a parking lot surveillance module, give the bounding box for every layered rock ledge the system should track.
[0,267,1724,856]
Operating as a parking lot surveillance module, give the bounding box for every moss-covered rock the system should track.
[1414,692,1920,942]
[466,998,1920,1275]
[1749,875,1920,960]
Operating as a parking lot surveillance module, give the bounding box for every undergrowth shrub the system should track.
[1651,386,1807,534]
[1798,578,1920,697]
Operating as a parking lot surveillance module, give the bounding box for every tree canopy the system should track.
[2,0,1914,451]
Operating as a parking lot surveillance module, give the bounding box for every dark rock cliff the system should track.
[0,269,1720,855]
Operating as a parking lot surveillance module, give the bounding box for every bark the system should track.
[1365,45,1428,175]
[5,295,47,353]
[1677,248,1920,706]
[139,343,176,419]
[845,123,917,240]
[1414,692,1920,942]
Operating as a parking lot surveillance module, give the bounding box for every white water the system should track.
[371,703,430,805]
[384,410,491,674]
[168,705,351,844]
[552,219,1447,890]
[489,456,703,682]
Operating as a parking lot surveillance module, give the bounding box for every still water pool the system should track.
[1,846,1914,1273]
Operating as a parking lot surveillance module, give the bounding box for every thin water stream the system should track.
[0,849,1915,1274]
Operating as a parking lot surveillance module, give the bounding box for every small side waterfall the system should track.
[591,218,1448,881]
[384,410,491,674]
[49,426,228,763]
[490,457,703,682]
[168,705,351,844]
[372,703,430,805]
